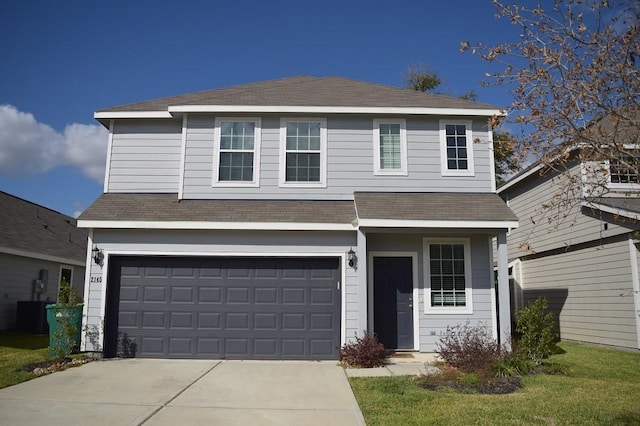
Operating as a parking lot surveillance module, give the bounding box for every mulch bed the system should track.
[418,375,523,394]
[21,357,92,376]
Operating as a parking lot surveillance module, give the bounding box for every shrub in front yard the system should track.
[435,322,502,374]
[515,297,558,363]
[491,350,536,378]
[339,332,386,368]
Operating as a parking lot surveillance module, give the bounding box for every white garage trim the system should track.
[98,250,348,352]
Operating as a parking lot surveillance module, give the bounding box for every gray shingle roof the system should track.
[591,197,640,216]
[78,192,517,226]
[78,193,357,224]
[354,192,518,222]
[0,191,88,262]
[97,76,500,113]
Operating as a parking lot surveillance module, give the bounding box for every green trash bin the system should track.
[46,304,83,358]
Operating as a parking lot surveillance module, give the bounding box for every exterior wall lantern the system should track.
[347,248,357,269]
[92,246,103,265]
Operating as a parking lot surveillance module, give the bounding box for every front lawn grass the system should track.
[349,342,640,425]
[0,331,50,389]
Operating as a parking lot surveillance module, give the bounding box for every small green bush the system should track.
[515,298,558,363]
[492,352,535,377]
[436,322,502,374]
[339,332,386,368]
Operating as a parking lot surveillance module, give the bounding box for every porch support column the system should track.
[496,231,512,350]
[357,228,368,336]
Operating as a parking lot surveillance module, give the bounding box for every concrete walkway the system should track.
[0,359,365,426]
[345,353,441,378]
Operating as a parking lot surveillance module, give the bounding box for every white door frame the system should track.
[367,251,420,351]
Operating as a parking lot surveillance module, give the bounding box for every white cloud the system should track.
[0,105,108,182]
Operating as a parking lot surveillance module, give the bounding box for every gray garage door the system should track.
[104,256,341,360]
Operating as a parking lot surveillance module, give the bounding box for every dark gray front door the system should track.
[104,256,341,360]
[373,256,414,350]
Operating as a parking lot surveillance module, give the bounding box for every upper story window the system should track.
[213,118,261,187]
[373,119,407,175]
[423,238,473,314]
[280,118,327,187]
[439,120,475,177]
[609,150,639,186]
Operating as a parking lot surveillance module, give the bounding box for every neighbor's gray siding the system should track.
[504,162,633,257]
[135,114,495,199]
[107,119,182,192]
[83,229,358,351]
[521,238,638,349]
[0,253,85,330]
[367,232,495,352]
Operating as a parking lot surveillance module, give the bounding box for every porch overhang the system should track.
[354,192,519,230]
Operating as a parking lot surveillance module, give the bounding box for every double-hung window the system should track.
[423,238,473,314]
[373,119,407,175]
[609,149,639,187]
[439,120,475,176]
[280,118,327,187]
[213,118,261,187]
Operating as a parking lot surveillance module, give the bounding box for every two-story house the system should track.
[499,127,640,350]
[77,76,518,359]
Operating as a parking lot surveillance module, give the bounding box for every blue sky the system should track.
[0,0,522,217]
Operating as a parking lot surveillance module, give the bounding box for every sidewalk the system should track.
[344,353,441,378]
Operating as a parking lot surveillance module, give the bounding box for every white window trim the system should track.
[606,150,640,190]
[423,237,474,315]
[373,119,408,176]
[279,117,327,188]
[212,117,261,187]
[439,120,475,177]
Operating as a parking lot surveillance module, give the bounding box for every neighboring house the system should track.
[498,148,640,350]
[78,76,518,360]
[0,191,88,331]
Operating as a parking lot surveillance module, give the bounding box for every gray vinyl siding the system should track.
[0,253,85,330]
[504,162,634,257]
[179,114,493,199]
[107,119,182,192]
[366,232,495,352]
[83,229,358,351]
[520,238,638,349]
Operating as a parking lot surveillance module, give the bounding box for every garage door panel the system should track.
[226,287,250,303]
[141,311,165,328]
[170,287,195,303]
[108,256,341,359]
[197,312,221,329]
[198,287,222,303]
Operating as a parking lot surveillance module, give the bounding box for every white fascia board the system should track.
[358,219,519,229]
[0,246,85,267]
[76,220,356,231]
[582,201,640,221]
[94,111,174,119]
[497,164,544,194]
[168,105,504,117]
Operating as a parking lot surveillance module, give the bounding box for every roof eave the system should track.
[94,105,504,119]
[77,220,356,231]
[357,219,519,229]
[581,201,640,221]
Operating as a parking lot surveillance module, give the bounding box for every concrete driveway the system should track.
[0,359,365,426]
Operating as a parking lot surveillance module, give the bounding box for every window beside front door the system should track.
[439,120,475,177]
[423,238,473,314]
[373,119,407,175]
[280,118,327,187]
[213,118,261,187]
